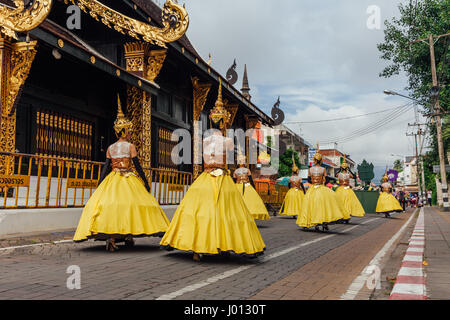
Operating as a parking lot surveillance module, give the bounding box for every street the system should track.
[0,208,428,300]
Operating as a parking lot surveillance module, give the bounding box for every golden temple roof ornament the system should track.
[68,0,189,48]
[0,0,53,40]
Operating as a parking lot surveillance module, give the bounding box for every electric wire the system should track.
[316,103,414,144]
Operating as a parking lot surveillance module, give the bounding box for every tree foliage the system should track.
[378,0,449,204]
[279,148,301,177]
[357,159,375,184]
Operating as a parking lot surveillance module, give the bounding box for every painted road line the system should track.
[156,224,360,300]
[390,208,426,300]
[340,209,417,300]
[0,239,73,252]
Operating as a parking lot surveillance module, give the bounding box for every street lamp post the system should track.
[385,90,448,210]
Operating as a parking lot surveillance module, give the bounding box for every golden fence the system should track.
[0,152,192,209]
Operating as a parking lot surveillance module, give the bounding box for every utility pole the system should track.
[410,32,450,211]
[408,122,426,203]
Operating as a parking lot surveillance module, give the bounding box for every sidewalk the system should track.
[423,206,450,299]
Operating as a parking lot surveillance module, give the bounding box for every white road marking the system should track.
[391,283,425,295]
[156,224,361,300]
[0,239,73,252]
[398,267,423,277]
[340,209,417,300]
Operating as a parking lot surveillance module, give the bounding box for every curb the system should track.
[390,207,426,300]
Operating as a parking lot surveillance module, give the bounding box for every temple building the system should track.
[0,0,275,208]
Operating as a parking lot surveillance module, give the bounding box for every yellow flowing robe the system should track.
[236,183,270,221]
[160,171,266,256]
[335,186,365,218]
[376,192,403,213]
[297,184,346,228]
[73,171,170,242]
[279,188,304,216]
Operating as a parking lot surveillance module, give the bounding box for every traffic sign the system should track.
[433,165,450,173]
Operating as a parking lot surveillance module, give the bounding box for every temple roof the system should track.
[129,0,201,59]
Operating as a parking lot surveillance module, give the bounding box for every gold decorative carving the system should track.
[146,49,167,82]
[223,99,239,128]
[68,0,189,48]
[0,0,53,40]
[191,76,211,179]
[90,56,95,64]
[191,76,211,121]
[0,38,38,173]
[57,39,64,48]
[124,42,166,82]
[127,85,151,168]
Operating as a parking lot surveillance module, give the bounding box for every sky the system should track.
[179,0,428,182]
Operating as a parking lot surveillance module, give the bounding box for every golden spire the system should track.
[114,94,133,137]
[292,153,299,173]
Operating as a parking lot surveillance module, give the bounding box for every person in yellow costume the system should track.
[160,79,266,261]
[233,151,270,221]
[73,95,170,252]
[335,157,365,223]
[279,153,305,218]
[297,146,346,231]
[376,170,403,218]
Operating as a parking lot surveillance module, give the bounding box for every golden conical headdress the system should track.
[114,94,133,137]
[313,142,322,163]
[341,154,348,170]
[209,78,231,129]
[292,153,299,173]
[383,166,389,182]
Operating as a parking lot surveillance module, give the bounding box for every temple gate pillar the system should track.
[124,42,167,169]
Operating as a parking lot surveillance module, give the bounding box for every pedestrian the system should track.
[234,151,270,221]
[427,190,433,207]
[375,169,403,218]
[160,80,265,261]
[335,157,365,223]
[73,95,170,251]
[297,145,346,231]
[398,188,406,212]
[278,154,305,218]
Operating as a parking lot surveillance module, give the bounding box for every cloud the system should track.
[184,0,423,182]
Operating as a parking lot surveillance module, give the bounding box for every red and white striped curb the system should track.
[390,208,426,300]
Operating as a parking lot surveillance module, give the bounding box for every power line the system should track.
[283,104,410,124]
[317,103,414,144]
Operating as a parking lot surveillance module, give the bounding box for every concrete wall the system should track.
[0,205,178,238]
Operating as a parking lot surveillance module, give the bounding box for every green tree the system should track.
[378,0,449,205]
[357,159,375,185]
[393,159,404,172]
[279,148,301,177]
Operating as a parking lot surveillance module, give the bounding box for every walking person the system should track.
[73,95,170,251]
[297,145,345,231]
[279,154,306,218]
[375,169,403,218]
[427,190,433,207]
[233,150,270,221]
[335,157,365,223]
[398,188,406,212]
[160,80,265,261]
